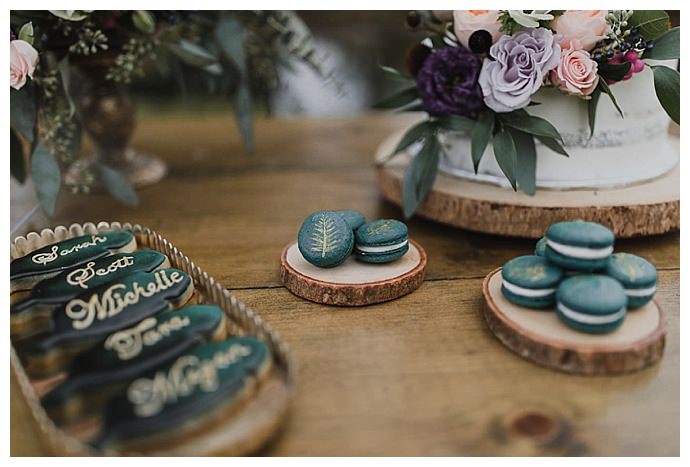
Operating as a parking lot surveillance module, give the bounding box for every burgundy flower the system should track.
[416,45,484,118]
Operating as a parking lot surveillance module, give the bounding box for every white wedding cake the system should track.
[438,60,678,189]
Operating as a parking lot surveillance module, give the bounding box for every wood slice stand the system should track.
[376,133,680,239]
[280,240,426,306]
[481,268,666,375]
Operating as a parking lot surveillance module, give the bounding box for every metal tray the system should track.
[10,221,295,456]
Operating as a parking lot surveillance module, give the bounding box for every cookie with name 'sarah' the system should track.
[544,221,614,271]
[298,211,355,268]
[501,255,564,309]
[10,231,137,292]
[19,268,195,378]
[10,251,170,339]
[604,252,658,308]
[90,338,272,452]
[556,274,628,334]
[354,219,409,264]
[42,305,227,425]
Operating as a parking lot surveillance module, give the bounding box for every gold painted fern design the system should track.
[310,214,340,257]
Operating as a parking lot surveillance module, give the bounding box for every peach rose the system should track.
[551,43,600,97]
[551,10,608,51]
[10,39,38,90]
[452,10,503,49]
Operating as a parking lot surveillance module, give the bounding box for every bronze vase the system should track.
[65,52,167,188]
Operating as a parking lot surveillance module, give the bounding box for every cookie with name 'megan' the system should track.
[20,268,194,378]
[42,305,227,425]
[10,251,170,339]
[10,231,137,292]
[90,338,272,452]
[544,221,614,271]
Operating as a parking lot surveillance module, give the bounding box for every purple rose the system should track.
[478,28,561,113]
[416,45,484,118]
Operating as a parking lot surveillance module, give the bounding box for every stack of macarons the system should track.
[297,210,409,268]
[500,220,658,334]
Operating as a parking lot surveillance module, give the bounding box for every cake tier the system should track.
[438,61,678,189]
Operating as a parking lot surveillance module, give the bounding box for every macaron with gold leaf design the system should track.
[501,255,564,308]
[354,219,409,263]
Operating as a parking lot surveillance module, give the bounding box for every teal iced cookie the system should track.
[354,219,409,263]
[534,237,547,257]
[501,255,564,309]
[298,211,354,268]
[335,210,366,231]
[556,275,627,334]
[544,221,614,271]
[604,253,658,308]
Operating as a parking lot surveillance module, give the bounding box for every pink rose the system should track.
[552,10,608,51]
[452,10,503,49]
[551,44,600,97]
[10,39,38,90]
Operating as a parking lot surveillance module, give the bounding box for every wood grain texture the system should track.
[280,240,426,306]
[482,268,666,375]
[10,114,679,456]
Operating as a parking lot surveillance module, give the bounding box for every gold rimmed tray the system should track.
[10,221,295,456]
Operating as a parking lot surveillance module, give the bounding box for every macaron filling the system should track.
[557,303,626,325]
[623,284,657,297]
[501,278,556,298]
[355,239,408,254]
[546,239,613,259]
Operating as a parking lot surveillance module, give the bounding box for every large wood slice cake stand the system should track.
[482,268,666,375]
[376,133,679,238]
[280,240,426,306]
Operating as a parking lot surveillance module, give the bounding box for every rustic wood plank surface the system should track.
[10,114,679,456]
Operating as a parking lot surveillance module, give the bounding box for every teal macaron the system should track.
[298,211,354,268]
[544,221,614,271]
[501,255,564,309]
[534,237,547,257]
[335,210,366,231]
[556,275,627,334]
[354,219,409,263]
[604,253,658,308]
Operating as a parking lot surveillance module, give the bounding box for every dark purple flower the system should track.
[416,45,484,118]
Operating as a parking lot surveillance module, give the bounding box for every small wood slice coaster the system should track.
[376,133,680,238]
[280,240,426,306]
[481,268,666,375]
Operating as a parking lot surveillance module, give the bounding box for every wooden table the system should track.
[10,114,680,456]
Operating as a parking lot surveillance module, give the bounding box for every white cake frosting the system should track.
[438,60,678,189]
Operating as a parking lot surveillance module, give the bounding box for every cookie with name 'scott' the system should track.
[10,251,170,338]
[91,338,272,452]
[10,231,137,292]
[21,268,194,377]
[42,305,227,425]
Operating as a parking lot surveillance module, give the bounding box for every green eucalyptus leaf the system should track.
[645,27,680,60]
[57,56,76,118]
[499,112,563,142]
[11,129,27,183]
[380,65,414,82]
[470,110,495,173]
[629,10,670,41]
[31,144,61,216]
[215,15,246,72]
[18,22,34,44]
[234,85,254,153]
[132,10,156,35]
[651,65,680,124]
[598,80,624,118]
[374,86,419,109]
[402,136,440,219]
[597,61,632,82]
[10,86,36,142]
[388,120,438,161]
[492,130,517,191]
[440,115,475,132]
[587,87,601,138]
[508,128,536,195]
[97,163,139,206]
[167,40,219,67]
[536,135,569,157]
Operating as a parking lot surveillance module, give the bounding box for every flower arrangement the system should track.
[10,10,334,215]
[377,10,680,218]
